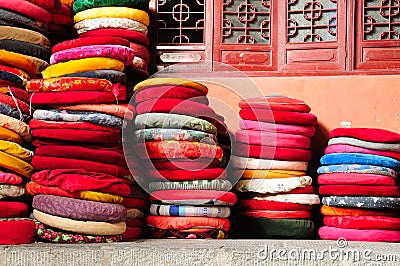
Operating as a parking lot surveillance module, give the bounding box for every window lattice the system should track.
[364,0,400,40]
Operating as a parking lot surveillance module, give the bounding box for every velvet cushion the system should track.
[0,39,50,61]
[34,220,121,243]
[50,45,135,66]
[59,70,127,84]
[126,218,144,228]
[0,140,33,161]
[317,173,396,186]
[148,227,227,239]
[233,143,312,161]
[134,85,206,103]
[323,216,400,230]
[0,218,35,244]
[0,125,23,145]
[33,209,126,235]
[322,196,400,209]
[0,184,25,199]
[52,36,129,53]
[121,227,142,240]
[134,128,217,144]
[149,204,230,218]
[0,172,23,184]
[235,176,312,194]
[0,201,28,217]
[239,109,317,126]
[147,168,227,181]
[26,181,74,198]
[150,158,221,170]
[239,96,311,113]
[238,199,312,211]
[149,179,232,192]
[129,42,150,62]
[320,153,400,170]
[27,77,112,92]
[74,17,148,35]
[150,190,237,206]
[30,91,117,105]
[0,0,52,23]
[33,194,127,223]
[146,216,230,231]
[231,155,308,171]
[0,49,37,78]
[328,137,400,151]
[317,164,398,178]
[318,226,400,242]
[242,210,311,219]
[134,78,208,94]
[73,0,149,13]
[0,151,33,178]
[26,54,48,75]
[79,28,149,47]
[320,205,399,217]
[0,86,29,102]
[31,169,130,196]
[251,194,320,205]
[29,119,120,132]
[121,198,147,209]
[26,0,61,11]
[325,144,400,161]
[0,25,50,49]
[329,127,400,143]
[319,185,399,197]
[134,113,217,134]
[0,8,49,36]
[32,129,121,144]
[238,169,306,179]
[235,130,310,149]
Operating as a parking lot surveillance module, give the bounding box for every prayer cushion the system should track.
[32,129,121,144]
[0,201,28,217]
[323,216,400,230]
[150,190,237,206]
[0,26,50,49]
[147,168,227,182]
[322,196,400,209]
[329,127,400,143]
[0,218,35,244]
[29,119,120,133]
[231,155,308,171]
[0,151,33,178]
[74,18,148,35]
[52,36,129,53]
[239,109,317,126]
[317,164,398,179]
[27,77,112,92]
[30,90,117,105]
[235,130,310,149]
[233,143,312,161]
[146,216,230,231]
[79,28,149,47]
[240,119,316,137]
[150,158,221,170]
[149,204,230,218]
[241,210,311,219]
[319,185,399,197]
[320,205,399,217]
[149,179,232,192]
[134,128,217,144]
[0,0,52,23]
[147,227,227,239]
[318,226,400,242]
[235,176,312,194]
[238,199,312,211]
[239,96,311,113]
[0,39,50,61]
[134,78,208,94]
[134,85,206,103]
[325,144,400,161]
[0,140,33,161]
[73,0,149,13]
[33,194,127,223]
[0,49,37,78]
[74,7,150,26]
[59,70,127,84]
[318,173,396,186]
[320,153,400,170]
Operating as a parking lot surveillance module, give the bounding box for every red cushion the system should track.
[235,130,310,149]
[242,210,311,219]
[325,144,400,161]
[233,143,311,161]
[32,128,121,143]
[31,169,130,196]
[318,173,396,186]
[1,86,29,102]
[80,29,149,47]
[129,42,150,62]
[122,227,142,240]
[151,159,220,170]
[239,96,311,113]
[150,190,237,206]
[0,172,23,184]
[0,0,52,23]
[239,109,317,126]
[329,128,400,143]
[52,36,130,53]
[134,85,207,104]
[318,226,400,242]
[25,0,61,11]
[136,98,218,121]
[0,94,31,114]
[32,138,121,149]
[0,201,29,217]
[319,185,399,197]
[52,13,72,27]
[31,155,126,178]
[0,219,36,244]
[126,218,144,228]
[29,119,120,133]
[147,168,227,181]
[146,216,230,231]
[323,216,400,230]
[30,91,116,106]
[26,181,74,197]
[121,198,147,209]
[239,199,312,211]
[27,77,112,92]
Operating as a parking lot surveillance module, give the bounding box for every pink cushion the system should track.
[239,96,311,113]
[52,37,130,53]
[323,216,400,230]
[233,143,311,161]
[150,190,237,206]
[235,130,310,149]
[318,173,396,185]
[0,0,52,23]
[329,128,400,143]
[146,168,227,181]
[30,91,116,106]
[319,185,400,197]
[240,119,315,137]
[79,28,149,47]
[325,144,400,161]
[239,108,317,126]
[319,226,400,242]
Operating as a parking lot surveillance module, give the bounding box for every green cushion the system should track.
[73,0,149,13]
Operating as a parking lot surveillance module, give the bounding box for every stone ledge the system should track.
[2,239,400,266]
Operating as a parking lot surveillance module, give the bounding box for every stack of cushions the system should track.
[231,96,320,239]
[72,0,151,82]
[0,50,36,244]
[318,127,400,242]
[128,78,236,239]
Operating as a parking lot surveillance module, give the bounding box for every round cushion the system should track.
[239,169,306,179]
[320,153,400,170]
[239,108,317,126]
[150,190,237,206]
[121,198,147,209]
[137,141,223,161]
[0,8,49,36]
[148,227,227,239]
[239,96,311,112]
[320,205,399,217]
[324,216,400,230]
[0,218,35,244]
[147,168,227,181]
[0,172,23,184]
[0,151,33,178]
[322,196,400,209]
[52,36,129,53]
[328,137,400,152]
[0,201,28,217]
[79,28,149,47]
[0,25,50,49]
[231,155,308,171]
[233,217,315,239]
[31,129,121,144]
[32,91,119,106]
[325,144,400,161]
[0,49,36,78]
[240,119,316,137]
[29,119,120,133]
[146,216,230,231]
[74,7,150,26]
[53,104,134,119]
[41,57,125,79]
[34,220,121,243]
[235,130,310,149]
[319,185,399,197]
[318,226,400,242]
[73,0,149,13]
[134,85,206,103]
[50,45,135,66]
[134,78,208,94]
[33,209,126,235]
[134,113,217,134]
[0,140,33,161]
[150,204,230,218]
[0,125,23,145]
[317,164,398,179]
[252,194,320,205]
[27,77,112,92]
[25,54,48,75]
[79,191,123,204]
[129,42,150,62]
[126,208,144,219]
[33,194,127,223]
[233,143,311,161]
[149,179,232,192]
[242,210,311,219]
[22,0,61,12]
[317,173,396,186]
[235,176,312,194]
[74,17,148,35]
[150,158,221,170]
[121,227,142,240]
[134,128,217,144]
[239,199,312,211]
[0,0,52,23]
[0,39,50,61]
[59,70,127,84]
[329,127,400,143]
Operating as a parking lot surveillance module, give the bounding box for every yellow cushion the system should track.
[74,7,150,26]
[78,190,123,204]
[0,150,34,178]
[134,78,209,94]
[41,57,125,79]
[0,114,32,143]
[238,169,307,179]
[0,49,37,78]
[0,126,23,145]
[0,140,33,161]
